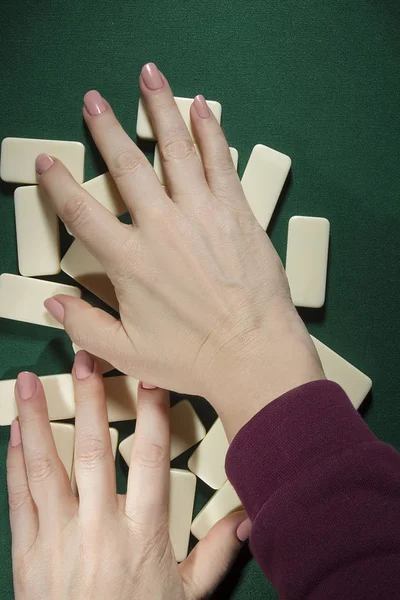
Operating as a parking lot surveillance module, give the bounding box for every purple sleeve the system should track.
[225,380,400,599]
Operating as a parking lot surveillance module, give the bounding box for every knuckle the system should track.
[110,149,145,180]
[160,138,196,163]
[8,484,31,513]
[76,436,108,470]
[63,193,90,229]
[27,454,55,484]
[134,442,168,470]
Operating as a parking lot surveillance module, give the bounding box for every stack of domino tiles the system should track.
[0,93,372,562]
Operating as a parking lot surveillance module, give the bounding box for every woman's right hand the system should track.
[38,63,323,438]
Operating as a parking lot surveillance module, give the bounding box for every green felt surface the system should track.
[1,1,400,598]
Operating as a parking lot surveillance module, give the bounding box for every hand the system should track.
[7,351,247,600]
[38,63,323,438]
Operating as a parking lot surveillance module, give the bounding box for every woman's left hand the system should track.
[7,351,247,600]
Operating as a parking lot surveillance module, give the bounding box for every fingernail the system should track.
[44,297,65,324]
[140,381,158,390]
[237,518,252,542]
[10,420,22,447]
[84,90,107,116]
[141,63,164,90]
[74,350,95,380]
[193,95,210,119]
[16,372,38,401]
[36,154,54,174]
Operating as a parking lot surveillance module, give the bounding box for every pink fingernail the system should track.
[44,297,65,324]
[237,518,252,542]
[140,382,158,390]
[84,90,107,116]
[10,420,22,447]
[16,372,38,401]
[141,63,164,90]
[36,154,54,174]
[193,95,210,119]
[74,350,94,380]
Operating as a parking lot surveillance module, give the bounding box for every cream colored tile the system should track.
[82,172,126,216]
[187,418,228,489]
[51,422,75,479]
[286,216,330,308]
[0,273,81,328]
[191,480,242,540]
[0,373,75,425]
[311,336,372,409]
[14,186,60,277]
[61,239,118,310]
[1,137,85,184]
[241,143,291,230]
[169,469,196,562]
[104,376,138,422]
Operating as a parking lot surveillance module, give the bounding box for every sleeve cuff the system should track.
[225,380,376,520]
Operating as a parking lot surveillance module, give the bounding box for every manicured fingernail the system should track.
[17,372,38,401]
[193,95,210,119]
[36,154,54,174]
[141,63,164,90]
[237,518,252,542]
[140,381,158,390]
[84,90,107,116]
[10,420,22,447]
[74,350,94,380]
[44,297,65,324]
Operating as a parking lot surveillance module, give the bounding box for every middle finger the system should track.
[139,63,210,200]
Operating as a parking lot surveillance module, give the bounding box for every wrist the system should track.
[202,310,324,441]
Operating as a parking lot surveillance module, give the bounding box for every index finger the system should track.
[36,154,130,269]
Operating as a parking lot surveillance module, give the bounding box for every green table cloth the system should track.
[1,1,399,598]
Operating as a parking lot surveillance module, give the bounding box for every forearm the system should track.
[225,381,400,598]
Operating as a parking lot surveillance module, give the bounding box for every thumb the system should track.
[44,295,132,371]
[180,510,250,599]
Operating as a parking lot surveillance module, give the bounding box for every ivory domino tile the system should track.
[82,172,126,216]
[0,373,75,425]
[285,216,330,308]
[118,400,206,465]
[109,427,119,458]
[137,96,222,141]
[241,144,291,230]
[153,144,238,185]
[311,336,372,409]
[169,469,196,562]
[191,480,242,541]
[104,376,138,421]
[51,422,75,479]
[72,342,114,375]
[187,418,228,489]
[14,186,60,277]
[0,137,85,184]
[0,273,81,328]
[61,239,118,310]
